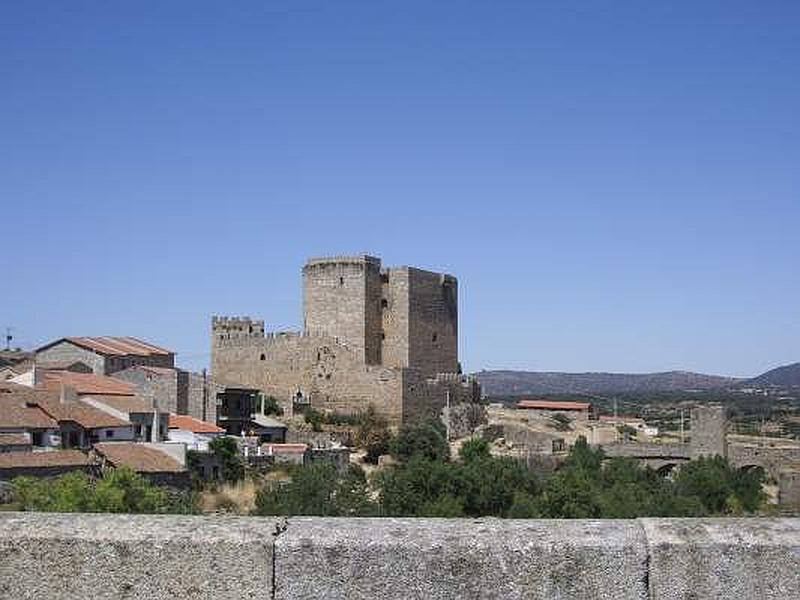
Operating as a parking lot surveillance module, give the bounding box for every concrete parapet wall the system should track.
[1,513,799,599]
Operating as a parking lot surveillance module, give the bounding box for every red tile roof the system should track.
[38,371,136,396]
[169,414,224,434]
[517,400,592,411]
[0,385,59,429]
[94,443,184,473]
[38,337,173,357]
[0,450,92,469]
[36,400,132,429]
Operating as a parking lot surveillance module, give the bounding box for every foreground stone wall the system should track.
[1,513,799,599]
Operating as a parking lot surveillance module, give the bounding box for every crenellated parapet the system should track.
[211,316,265,342]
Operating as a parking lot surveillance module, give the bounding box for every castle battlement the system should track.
[304,255,381,269]
[211,255,476,425]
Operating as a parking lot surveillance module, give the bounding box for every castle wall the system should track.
[211,334,404,424]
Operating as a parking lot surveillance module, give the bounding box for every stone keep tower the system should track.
[303,256,383,365]
[690,404,728,458]
[302,256,459,378]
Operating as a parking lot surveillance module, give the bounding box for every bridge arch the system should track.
[656,463,679,478]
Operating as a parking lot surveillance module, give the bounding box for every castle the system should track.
[211,255,480,425]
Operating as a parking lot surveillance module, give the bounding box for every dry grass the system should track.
[198,479,259,515]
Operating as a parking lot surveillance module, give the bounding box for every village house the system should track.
[35,398,135,449]
[0,433,32,453]
[82,395,170,443]
[35,337,174,376]
[0,383,61,449]
[168,414,225,452]
[92,442,188,487]
[516,399,593,421]
[0,450,94,479]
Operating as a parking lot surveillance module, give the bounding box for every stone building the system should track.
[35,337,174,376]
[211,255,480,426]
[112,365,218,424]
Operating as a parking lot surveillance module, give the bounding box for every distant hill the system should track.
[747,363,800,387]
[474,370,740,397]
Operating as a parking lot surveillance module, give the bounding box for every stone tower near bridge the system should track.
[211,255,477,425]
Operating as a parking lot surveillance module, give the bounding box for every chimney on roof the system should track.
[151,396,160,443]
[59,383,77,404]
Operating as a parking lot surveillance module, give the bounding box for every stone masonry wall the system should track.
[380,267,409,370]
[212,334,405,424]
[36,342,106,374]
[303,256,380,365]
[2,513,799,599]
[407,268,458,377]
[690,404,728,458]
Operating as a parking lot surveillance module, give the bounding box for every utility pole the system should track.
[202,368,208,423]
[445,388,451,442]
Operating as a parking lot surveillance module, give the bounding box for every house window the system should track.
[106,430,114,439]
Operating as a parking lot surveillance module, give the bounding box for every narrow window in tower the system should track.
[260,354,266,361]
[381,298,388,309]
[432,333,438,343]
[339,276,344,286]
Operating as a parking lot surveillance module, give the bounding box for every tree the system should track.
[13,472,94,512]
[12,468,175,514]
[356,406,392,464]
[260,395,284,416]
[304,408,325,432]
[419,494,464,517]
[209,436,245,482]
[674,456,764,515]
[534,468,603,518]
[507,491,538,518]
[376,457,460,517]
[390,419,450,462]
[458,437,490,463]
[93,467,169,513]
[255,463,377,517]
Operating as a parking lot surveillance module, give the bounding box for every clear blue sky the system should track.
[1,2,798,377]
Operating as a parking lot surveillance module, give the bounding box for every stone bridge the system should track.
[1,513,798,599]
[602,442,693,475]
[601,437,800,503]
[597,405,800,504]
